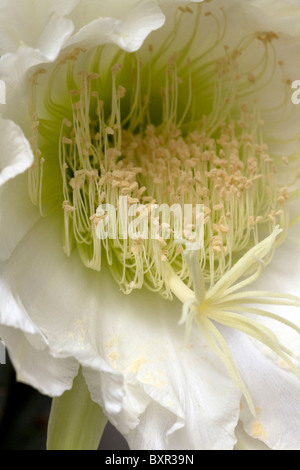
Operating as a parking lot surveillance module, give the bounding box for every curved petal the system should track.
[0,48,52,132]
[66,0,165,52]
[241,0,300,36]
[0,214,125,418]
[0,324,79,397]
[0,0,166,58]
[82,277,241,449]
[34,13,75,62]
[0,173,40,261]
[224,328,300,450]
[0,117,33,186]
[0,117,40,260]
[0,0,165,138]
[220,222,300,450]
[0,212,241,449]
[234,422,271,450]
[0,0,77,57]
[120,310,242,450]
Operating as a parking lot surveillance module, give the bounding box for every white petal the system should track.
[241,0,300,36]
[120,311,242,450]
[0,49,50,132]
[84,282,241,449]
[0,212,241,449]
[224,328,300,450]
[0,117,33,186]
[46,0,80,17]
[219,222,300,449]
[0,117,39,260]
[0,324,79,397]
[0,172,40,261]
[234,422,271,450]
[0,1,165,133]
[35,13,74,62]
[66,0,165,52]
[0,214,124,417]
[0,0,77,57]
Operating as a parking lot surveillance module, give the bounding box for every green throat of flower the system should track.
[27,3,300,413]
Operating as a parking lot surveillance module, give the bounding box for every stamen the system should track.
[26,3,300,412]
[28,24,290,295]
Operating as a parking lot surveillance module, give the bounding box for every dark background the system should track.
[0,355,129,450]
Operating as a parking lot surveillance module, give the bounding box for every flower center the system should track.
[27,3,292,297]
[59,70,287,297]
[26,2,300,412]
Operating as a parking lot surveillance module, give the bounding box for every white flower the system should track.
[1,0,300,450]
